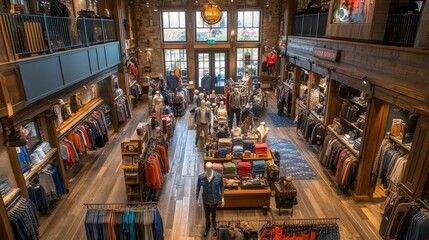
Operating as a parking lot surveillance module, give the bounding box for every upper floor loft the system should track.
[289,0,428,48]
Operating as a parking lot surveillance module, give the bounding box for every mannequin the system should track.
[229,88,242,128]
[201,71,213,96]
[257,122,270,143]
[231,124,242,138]
[198,93,205,107]
[210,90,217,104]
[153,91,164,131]
[216,101,228,126]
[241,103,254,134]
[194,100,213,145]
[266,50,277,76]
[196,162,225,237]
[167,70,179,91]
[193,90,200,106]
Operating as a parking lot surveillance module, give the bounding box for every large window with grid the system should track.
[162,11,187,42]
[237,10,261,42]
[236,48,259,76]
[195,11,228,42]
[164,49,188,81]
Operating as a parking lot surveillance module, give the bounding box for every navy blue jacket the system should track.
[196,172,224,204]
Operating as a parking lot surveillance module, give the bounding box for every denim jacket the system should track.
[196,172,224,204]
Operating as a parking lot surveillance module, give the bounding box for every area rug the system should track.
[267,138,318,180]
[268,112,295,127]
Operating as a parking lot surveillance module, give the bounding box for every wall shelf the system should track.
[387,133,411,151]
[328,126,360,158]
[3,188,21,207]
[340,117,363,134]
[24,148,57,186]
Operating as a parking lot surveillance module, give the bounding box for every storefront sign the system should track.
[202,1,222,25]
[313,47,340,62]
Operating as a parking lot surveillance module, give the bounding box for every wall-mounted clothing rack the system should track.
[5,192,23,211]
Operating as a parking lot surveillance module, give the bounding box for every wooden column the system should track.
[352,97,389,201]
[324,78,342,125]
[284,0,297,36]
[400,107,429,198]
[6,147,29,198]
[0,194,15,240]
[292,66,302,117]
[187,1,196,87]
[230,2,237,80]
[414,2,429,49]
[45,116,69,190]
[107,76,119,132]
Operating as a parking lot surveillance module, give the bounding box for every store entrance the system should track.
[195,49,229,94]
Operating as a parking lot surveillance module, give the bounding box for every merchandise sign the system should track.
[207,38,216,44]
[202,1,222,25]
[313,47,340,62]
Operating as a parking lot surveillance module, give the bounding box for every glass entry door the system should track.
[195,49,229,94]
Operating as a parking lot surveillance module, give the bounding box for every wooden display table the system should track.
[204,148,273,164]
[242,149,273,162]
[221,187,271,213]
[204,155,232,164]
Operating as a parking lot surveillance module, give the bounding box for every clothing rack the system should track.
[5,192,23,211]
[27,156,57,184]
[216,217,340,226]
[58,102,105,139]
[84,202,157,210]
[327,126,360,159]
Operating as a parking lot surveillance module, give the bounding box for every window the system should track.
[236,48,259,77]
[237,10,260,42]
[162,11,187,42]
[196,11,228,42]
[164,49,188,81]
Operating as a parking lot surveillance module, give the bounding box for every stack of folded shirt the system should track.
[213,163,224,175]
[0,177,12,196]
[217,147,228,158]
[243,140,255,153]
[218,138,232,153]
[252,160,266,177]
[238,162,252,177]
[243,150,252,158]
[232,145,243,158]
[232,137,243,148]
[223,162,237,179]
[255,143,268,155]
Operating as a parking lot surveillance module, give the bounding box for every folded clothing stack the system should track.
[213,163,223,174]
[217,147,228,158]
[232,137,243,148]
[218,138,232,153]
[238,162,252,177]
[0,177,12,196]
[232,145,243,158]
[252,160,266,177]
[243,140,256,153]
[255,143,268,155]
[223,162,237,179]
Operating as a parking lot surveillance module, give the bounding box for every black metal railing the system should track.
[0,13,117,58]
[384,13,420,46]
[293,12,328,38]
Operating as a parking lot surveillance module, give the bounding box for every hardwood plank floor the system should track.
[39,93,384,240]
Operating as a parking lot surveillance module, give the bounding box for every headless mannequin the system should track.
[231,124,242,138]
[196,162,225,237]
[216,101,228,126]
[229,88,242,128]
[194,100,212,145]
[210,90,216,104]
[241,103,254,134]
[198,93,205,107]
[193,90,200,106]
[257,122,270,143]
[153,91,164,131]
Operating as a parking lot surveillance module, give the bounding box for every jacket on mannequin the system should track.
[201,73,213,90]
[196,171,224,204]
[257,122,270,143]
[266,52,277,71]
[167,72,179,90]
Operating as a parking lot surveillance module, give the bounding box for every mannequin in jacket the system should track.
[257,122,270,143]
[196,162,225,236]
[167,70,179,91]
[194,100,213,145]
[241,103,255,134]
[266,50,277,76]
[201,71,213,96]
[153,91,164,131]
[229,88,242,128]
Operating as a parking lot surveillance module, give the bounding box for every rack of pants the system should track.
[84,203,164,240]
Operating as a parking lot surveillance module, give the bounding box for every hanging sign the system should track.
[313,47,340,62]
[207,38,216,44]
[201,1,222,25]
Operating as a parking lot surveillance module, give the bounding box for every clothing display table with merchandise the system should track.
[221,186,271,213]
[204,155,233,164]
[241,149,272,162]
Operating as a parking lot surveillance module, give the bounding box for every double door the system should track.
[195,49,229,94]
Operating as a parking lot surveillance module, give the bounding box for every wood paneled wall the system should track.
[286,36,429,106]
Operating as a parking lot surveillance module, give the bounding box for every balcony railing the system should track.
[384,12,420,46]
[0,13,117,58]
[293,12,328,38]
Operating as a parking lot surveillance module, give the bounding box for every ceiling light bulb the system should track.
[154,8,158,12]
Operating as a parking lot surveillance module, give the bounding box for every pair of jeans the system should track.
[229,108,241,128]
[203,203,217,227]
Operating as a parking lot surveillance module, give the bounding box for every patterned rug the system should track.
[267,138,318,180]
[268,112,295,127]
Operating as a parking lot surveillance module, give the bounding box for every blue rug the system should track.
[267,138,318,180]
[268,112,295,127]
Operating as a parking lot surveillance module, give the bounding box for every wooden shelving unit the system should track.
[328,126,360,158]
[2,188,21,207]
[340,117,363,134]
[387,132,411,151]
[24,148,57,186]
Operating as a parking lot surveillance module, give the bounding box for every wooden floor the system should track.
[39,93,384,240]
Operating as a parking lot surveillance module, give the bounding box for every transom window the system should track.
[195,11,228,42]
[237,10,261,42]
[162,11,187,42]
